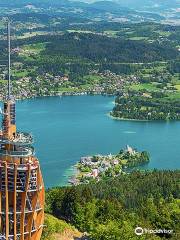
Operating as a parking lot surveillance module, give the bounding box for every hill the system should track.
[87,1,130,12]
[42,214,83,240]
[45,170,180,239]
[0,0,165,22]
[42,33,178,63]
[76,0,179,10]
[117,0,179,9]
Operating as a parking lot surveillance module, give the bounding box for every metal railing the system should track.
[0,132,33,145]
[0,147,34,157]
[0,161,39,170]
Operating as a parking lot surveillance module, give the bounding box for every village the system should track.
[0,56,139,100]
[69,145,150,185]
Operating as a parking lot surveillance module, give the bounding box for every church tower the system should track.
[0,22,45,240]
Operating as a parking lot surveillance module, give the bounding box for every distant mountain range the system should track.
[1,0,179,7]
[71,0,180,24]
[0,0,179,25]
[73,0,180,11]
[115,0,180,11]
[0,0,179,11]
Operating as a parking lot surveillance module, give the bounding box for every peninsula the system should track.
[111,90,180,121]
[70,146,150,185]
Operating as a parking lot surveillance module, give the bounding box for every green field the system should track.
[166,92,180,100]
[13,69,29,78]
[129,36,149,41]
[130,83,159,91]
[83,74,103,84]
[58,87,79,92]
[103,30,120,36]
[175,84,180,91]
[68,30,93,34]
[22,43,47,53]
[172,74,180,84]
[155,30,172,37]
[0,80,6,84]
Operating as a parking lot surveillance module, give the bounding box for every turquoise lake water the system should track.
[1,95,180,188]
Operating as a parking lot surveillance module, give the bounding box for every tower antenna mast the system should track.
[7,20,11,100]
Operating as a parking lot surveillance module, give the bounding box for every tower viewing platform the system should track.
[0,132,33,146]
[0,146,34,157]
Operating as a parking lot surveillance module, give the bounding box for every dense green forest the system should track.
[42,33,178,63]
[112,91,180,121]
[45,170,180,239]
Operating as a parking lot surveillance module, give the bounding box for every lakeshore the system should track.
[0,91,114,101]
[1,95,180,188]
[108,112,152,122]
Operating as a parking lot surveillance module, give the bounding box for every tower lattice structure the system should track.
[0,22,45,240]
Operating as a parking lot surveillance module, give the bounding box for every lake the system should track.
[2,95,180,188]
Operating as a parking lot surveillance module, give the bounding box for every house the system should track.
[113,159,119,165]
[126,145,136,155]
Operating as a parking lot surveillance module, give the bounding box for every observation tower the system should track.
[0,22,45,240]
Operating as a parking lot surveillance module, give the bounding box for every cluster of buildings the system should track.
[92,70,139,94]
[72,145,137,184]
[0,69,139,100]
[0,44,140,100]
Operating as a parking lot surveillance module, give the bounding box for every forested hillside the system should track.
[43,33,178,63]
[45,170,180,239]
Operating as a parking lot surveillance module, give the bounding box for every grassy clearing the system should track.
[22,42,47,53]
[0,80,6,84]
[104,30,119,36]
[17,31,55,39]
[83,74,103,84]
[175,84,180,91]
[129,37,149,41]
[125,31,135,35]
[58,87,79,92]
[42,214,82,240]
[130,83,159,91]
[68,30,93,34]
[172,74,180,84]
[154,30,171,37]
[13,69,29,78]
[166,92,180,100]
[79,84,92,90]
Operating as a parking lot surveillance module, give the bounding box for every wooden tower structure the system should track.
[0,22,45,240]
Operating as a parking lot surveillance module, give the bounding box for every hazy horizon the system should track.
[72,0,180,8]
